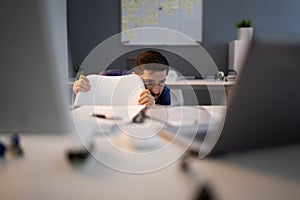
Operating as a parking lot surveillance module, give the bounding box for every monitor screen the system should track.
[204,35,300,156]
[0,0,70,134]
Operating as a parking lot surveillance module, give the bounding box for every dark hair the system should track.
[133,50,169,75]
[134,50,169,66]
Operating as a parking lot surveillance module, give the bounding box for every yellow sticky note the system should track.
[166,10,172,15]
[187,9,193,15]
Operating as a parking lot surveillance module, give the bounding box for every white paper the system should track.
[146,106,211,127]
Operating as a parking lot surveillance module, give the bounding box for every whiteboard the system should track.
[121,0,203,45]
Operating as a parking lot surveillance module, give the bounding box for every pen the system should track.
[91,113,122,120]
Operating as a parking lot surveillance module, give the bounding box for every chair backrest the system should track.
[206,36,300,156]
[73,74,145,106]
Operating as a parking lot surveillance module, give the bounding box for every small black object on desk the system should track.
[10,133,24,156]
[67,148,90,163]
[66,144,94,164]
[0,133,24,158]
[0,141,6,158]
[180,153,217,200]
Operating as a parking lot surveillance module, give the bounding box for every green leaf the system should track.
[235,18,252,28]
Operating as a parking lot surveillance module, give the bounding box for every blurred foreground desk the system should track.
[0,135,299,200]
[0,105,299,200]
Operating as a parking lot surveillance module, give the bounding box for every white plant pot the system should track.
[237,27,253,40]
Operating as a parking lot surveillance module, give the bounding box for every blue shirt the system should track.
[100,69,171,105]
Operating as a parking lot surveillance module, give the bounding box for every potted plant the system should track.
[235,18,253,40]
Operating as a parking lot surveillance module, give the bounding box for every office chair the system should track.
[204,36,300,156]
[166,69,184,106]
[73,74,145,106]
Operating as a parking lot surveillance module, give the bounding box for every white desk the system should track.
[1,106,299,200]
[67,79,236,91]
[67,79,236,105]
[1,135,299,200]
[166,79,236,90]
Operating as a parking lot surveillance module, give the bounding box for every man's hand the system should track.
[72,75,91,94]
[138,89,155,106]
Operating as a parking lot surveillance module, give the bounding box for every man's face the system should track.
[139,70,167,101]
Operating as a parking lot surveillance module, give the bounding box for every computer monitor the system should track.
[0,0,70,134]
[204,34,300,156]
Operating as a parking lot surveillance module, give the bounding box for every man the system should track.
[73,50,171,106]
